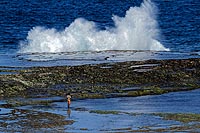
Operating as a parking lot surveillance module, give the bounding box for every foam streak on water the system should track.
[19,0,169,53]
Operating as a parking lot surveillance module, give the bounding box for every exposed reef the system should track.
[1,58,200,99]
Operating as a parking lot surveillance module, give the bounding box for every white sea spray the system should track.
[19,0,169,53]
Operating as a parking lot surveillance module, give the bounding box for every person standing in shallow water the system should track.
[66,93,71,108]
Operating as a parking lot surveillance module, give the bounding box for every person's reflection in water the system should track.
[67,108,71,118]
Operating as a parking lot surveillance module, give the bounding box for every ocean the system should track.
[0,0,199,67]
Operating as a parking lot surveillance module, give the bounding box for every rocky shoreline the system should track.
[1,58,200,100]
[1,58,200,132]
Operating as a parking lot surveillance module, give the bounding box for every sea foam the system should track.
[19,0,169,53]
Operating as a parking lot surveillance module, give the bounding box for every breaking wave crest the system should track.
[19,0,169,53]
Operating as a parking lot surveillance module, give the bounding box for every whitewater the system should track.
[19,0,169,53]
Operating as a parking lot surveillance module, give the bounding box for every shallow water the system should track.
[58,89,200,132]
[0,51,199,68]
[0,89,198,132]
[73,89,200,114]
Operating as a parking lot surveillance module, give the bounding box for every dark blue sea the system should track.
[0,0,199,67]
